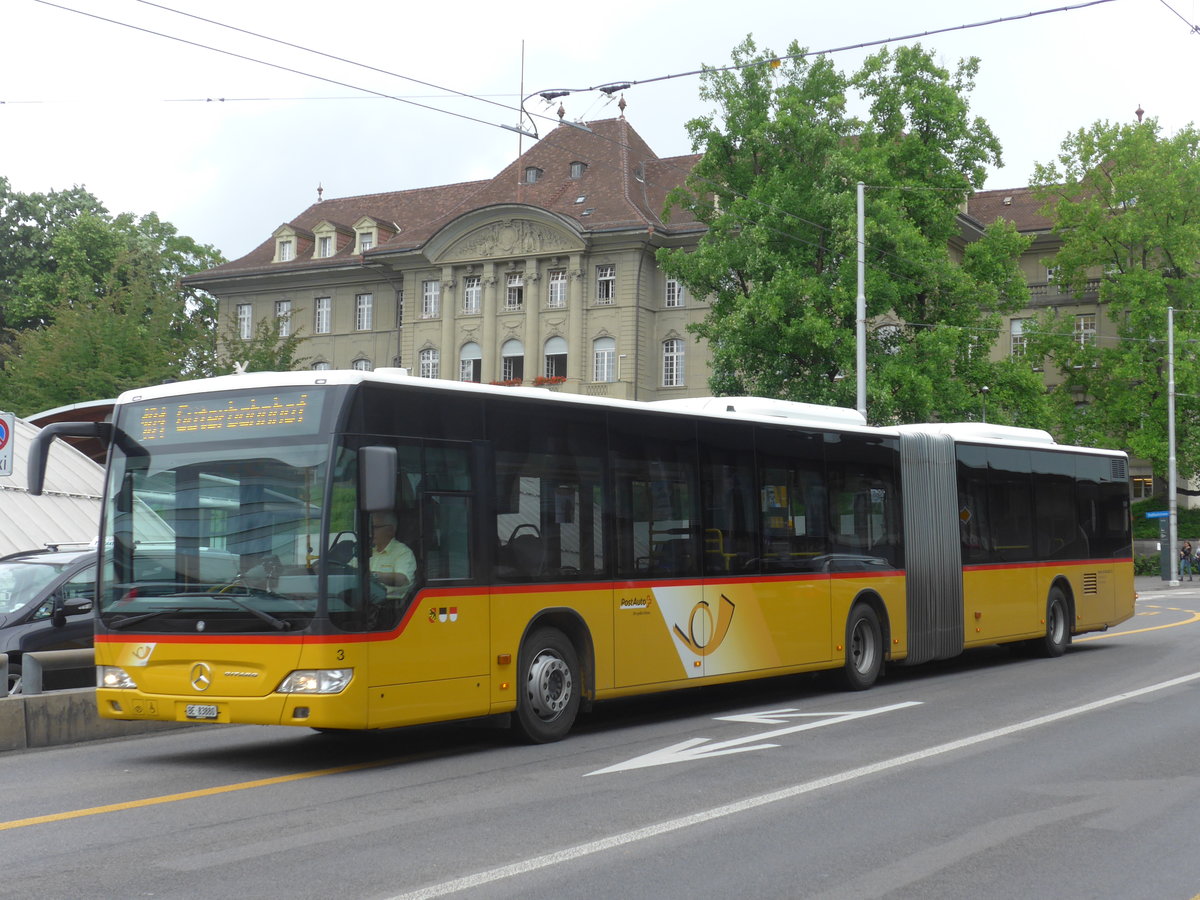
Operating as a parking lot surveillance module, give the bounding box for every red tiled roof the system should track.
[189,117,702,282]
[968,186,1054,232]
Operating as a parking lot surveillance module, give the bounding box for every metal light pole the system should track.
[1169,306,1179,585]
[856,182,867,419]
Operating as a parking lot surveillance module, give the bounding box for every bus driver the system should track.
[369,511,416,599]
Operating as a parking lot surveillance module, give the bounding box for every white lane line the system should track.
[385,671,1200,900]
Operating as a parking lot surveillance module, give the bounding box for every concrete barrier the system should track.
[0,689,189,752]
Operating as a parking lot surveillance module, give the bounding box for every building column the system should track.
[481,263,498,383]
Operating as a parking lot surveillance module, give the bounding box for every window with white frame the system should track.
[1010,318,1028,358]
[459,342,482,382]
[357,232,373,253]
[236,303,252,340]
[525,166,542,183]
[662,338,685,386]
[596,264,615,304]
[352,358,372,371]
[422,280,440,318]
[317,235,332,258]
[547,269,566,308]
[314,297,331,334]
[665,277,684,307]
[570,161,587,179]
[593,337,615,383]
[505,273,524,311]
[277,239,294,262]
[501,338,524,382]
[1132,476,1154,500]
[355,293,373,331]
[419,348,440,379]
[274,300,292,337]
[544,336,567,379]
[312,361,331,371]
[1075,313,1096,347]
[462,275,481,314]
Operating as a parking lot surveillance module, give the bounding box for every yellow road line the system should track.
[1077,605,1200,642]
[0,757,397,831]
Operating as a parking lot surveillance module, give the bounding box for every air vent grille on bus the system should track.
[1083,572,1099,595]
[1111,458,1128,480]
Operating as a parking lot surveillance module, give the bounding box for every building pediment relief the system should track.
[439,219,582,263]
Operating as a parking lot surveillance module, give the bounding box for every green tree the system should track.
[1028,119,1200,479]
[658,38,1047,426]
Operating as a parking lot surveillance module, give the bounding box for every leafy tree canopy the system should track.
[1028,118,1200,479]
[0,179,303,416]
[658,38,1047,426]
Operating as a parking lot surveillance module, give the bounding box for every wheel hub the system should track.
[527,650,572,719]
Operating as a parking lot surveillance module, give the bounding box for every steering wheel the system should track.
[508,523,541,542]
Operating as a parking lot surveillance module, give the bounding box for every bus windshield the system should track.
[99,438,351,633]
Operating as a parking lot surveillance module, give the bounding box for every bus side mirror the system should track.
[360,446,397,513]
[28,422,112,496]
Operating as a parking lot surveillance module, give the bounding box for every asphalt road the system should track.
[4,581,1200,900]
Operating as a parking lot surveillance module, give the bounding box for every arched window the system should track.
[459,342,482,382]
[543,336,567,379]
[662,338,685,387]
[351,358,373,371]
[593,337,616,383]
[500,339,524,383]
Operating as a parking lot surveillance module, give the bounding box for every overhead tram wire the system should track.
[130,0,523,118]
[31,0,536,139]
[518,0,1118,137]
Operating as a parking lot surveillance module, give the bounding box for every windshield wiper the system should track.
[220,593,291,631]
[107,608,184,630]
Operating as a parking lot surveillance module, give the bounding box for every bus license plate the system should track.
[185,704,219,720]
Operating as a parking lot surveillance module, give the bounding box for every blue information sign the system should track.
[1145,510,1170,519]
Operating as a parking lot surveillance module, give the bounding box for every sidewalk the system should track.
[1135,574,1200,595]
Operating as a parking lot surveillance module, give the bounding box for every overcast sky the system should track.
[3,0,1196,260]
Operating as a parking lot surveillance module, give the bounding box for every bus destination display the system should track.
[133,390,324,443]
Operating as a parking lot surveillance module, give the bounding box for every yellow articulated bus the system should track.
[30,370,1134,743]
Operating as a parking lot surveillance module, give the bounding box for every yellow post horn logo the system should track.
[673,594,736,656]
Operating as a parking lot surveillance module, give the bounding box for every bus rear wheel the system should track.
[839,604,882,691]
[1036,587,1070,658]
[514,627,580,743]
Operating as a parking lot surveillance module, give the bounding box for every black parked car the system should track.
[0,546,98,692]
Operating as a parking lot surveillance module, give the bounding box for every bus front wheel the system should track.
[839,604,882,691]
[514,627,580,743]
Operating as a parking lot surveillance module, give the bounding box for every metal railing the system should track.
[0,649,95,698]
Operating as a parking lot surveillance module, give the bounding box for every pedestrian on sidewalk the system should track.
[1181,540,1195,581]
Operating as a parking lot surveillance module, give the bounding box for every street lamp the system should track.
[981,385,989,423]
[1168,307,1179,585]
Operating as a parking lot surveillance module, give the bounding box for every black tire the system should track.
[1037,587,1070,658]
[839,604,883,691]
[513,627,580,743]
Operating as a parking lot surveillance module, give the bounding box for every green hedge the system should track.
[1131,498,1200,540]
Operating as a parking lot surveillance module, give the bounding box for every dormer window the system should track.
[352,216,388,255]
[570,161,587,179]
[525,166,543,184]
[312,220,352,259]
[272,224,311,262]
[358,232,374,253]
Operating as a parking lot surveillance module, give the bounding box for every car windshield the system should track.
[0,558,83,615]
[99,438,359,633]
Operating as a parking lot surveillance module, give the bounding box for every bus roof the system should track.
[112,371,1124,458]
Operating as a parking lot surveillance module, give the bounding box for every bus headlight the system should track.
[276,669,353,694]
[98,666,137,689]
